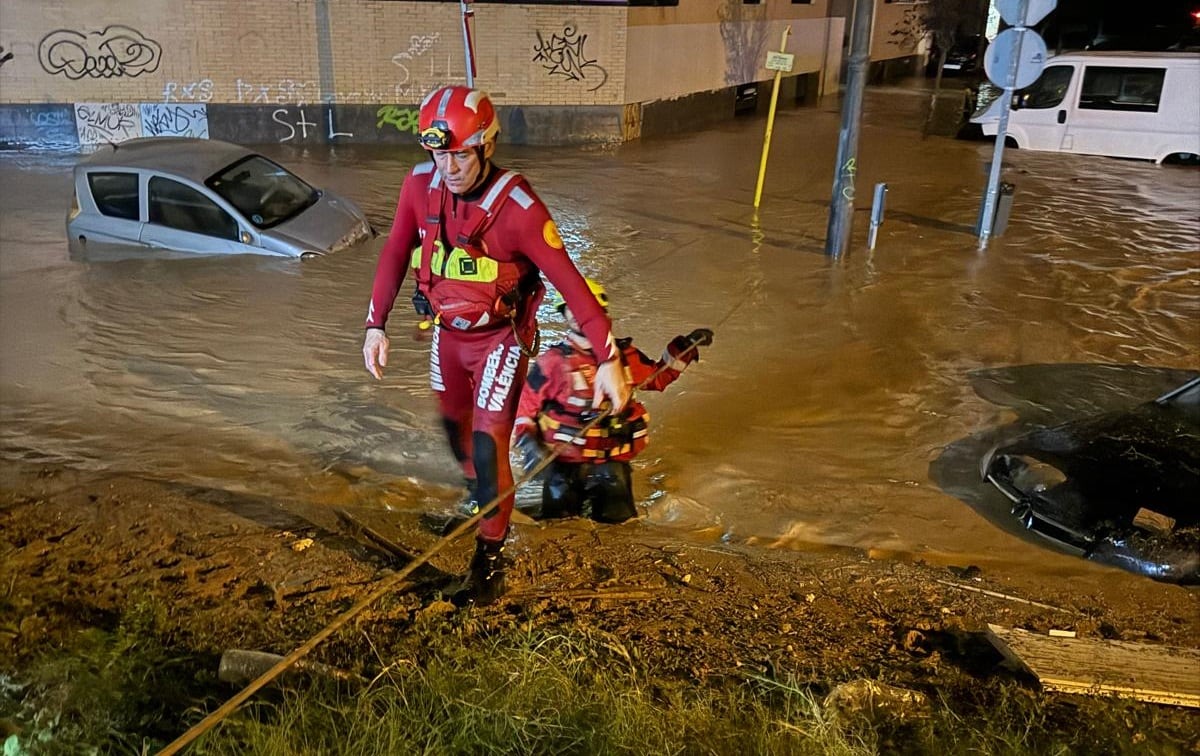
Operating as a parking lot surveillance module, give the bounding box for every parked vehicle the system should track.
[67,137,374,259]
[971,51,1200,164]
[930,35,986,76]
[982,377,1200,583]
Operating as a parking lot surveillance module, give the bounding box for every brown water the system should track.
[2,85,1198,580]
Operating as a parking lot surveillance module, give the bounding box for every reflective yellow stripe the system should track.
[410,241,447,273]
[410,242,497,282]
[443,248,499,282]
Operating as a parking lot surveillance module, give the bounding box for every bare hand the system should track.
[592,360,630,413]
[363,329,390,380]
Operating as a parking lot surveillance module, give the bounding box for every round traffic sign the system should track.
[984,27,1048,90]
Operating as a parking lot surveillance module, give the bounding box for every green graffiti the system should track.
[376,105,420,133]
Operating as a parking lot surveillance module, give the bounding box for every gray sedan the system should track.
[67,137,373,259]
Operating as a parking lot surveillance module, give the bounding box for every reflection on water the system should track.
[2,87,1198,579]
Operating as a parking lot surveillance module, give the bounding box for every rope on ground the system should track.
[157,333,714,755]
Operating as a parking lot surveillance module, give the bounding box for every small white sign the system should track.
[765,51,794,73]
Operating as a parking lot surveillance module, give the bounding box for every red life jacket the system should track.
[411,168,529,331]
[536,341,650,463]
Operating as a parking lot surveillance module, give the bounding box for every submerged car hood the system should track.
[267,192,367,253]
[984,377,1200,582]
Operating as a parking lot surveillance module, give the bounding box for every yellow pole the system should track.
[754,26,791,210]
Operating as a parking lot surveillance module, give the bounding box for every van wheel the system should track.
[1004,136,1019,148]
[1162,152,1199,166]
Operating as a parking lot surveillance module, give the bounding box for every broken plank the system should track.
[986,623,1200,708]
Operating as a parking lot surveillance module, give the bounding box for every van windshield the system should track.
[1017,65,1074,109]
[207,156,318,229]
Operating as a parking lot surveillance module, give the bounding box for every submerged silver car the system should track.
[67,137,373,259]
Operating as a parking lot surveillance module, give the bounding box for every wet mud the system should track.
[1,83,1198,744]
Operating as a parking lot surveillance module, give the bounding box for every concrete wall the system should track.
[870,0,922,62]
[0,0,836,148]
[626,0,840,102]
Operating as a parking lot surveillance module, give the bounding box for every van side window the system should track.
[148,177,239,240]
[1079,67,1166,113]
[87,172,140,221]
[1019,65,1073,109]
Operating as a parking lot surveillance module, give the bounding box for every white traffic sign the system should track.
[765,51,794,73]
[996,0,1057,28]
[984,27,1048,90]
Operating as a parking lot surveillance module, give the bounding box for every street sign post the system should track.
[977,0,1056,248]
[754,27,792,209]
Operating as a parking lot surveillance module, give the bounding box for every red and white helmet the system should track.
[418,86,499,151]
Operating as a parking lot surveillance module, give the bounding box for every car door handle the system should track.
[1057,110,1066,124]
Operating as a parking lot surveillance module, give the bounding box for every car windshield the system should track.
[207,156,318,229]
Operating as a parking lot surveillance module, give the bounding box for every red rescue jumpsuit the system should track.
[367,161,617,543]
[514,337,687,522]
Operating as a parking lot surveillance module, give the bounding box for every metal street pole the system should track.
[825,0,875,258]
[754,26,792,210]
[460,0,477,87]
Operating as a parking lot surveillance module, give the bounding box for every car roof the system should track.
[1046,50,1200,67]
[76,137,257,181]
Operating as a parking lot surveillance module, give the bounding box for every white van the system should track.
[972,51,1200,164]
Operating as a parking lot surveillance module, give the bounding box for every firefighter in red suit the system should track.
[513,280,713,523]
[361,86,629,604]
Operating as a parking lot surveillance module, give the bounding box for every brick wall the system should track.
[0,0,834,146]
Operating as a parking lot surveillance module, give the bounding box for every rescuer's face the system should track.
[432,142,494,195]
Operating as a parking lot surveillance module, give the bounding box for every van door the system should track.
[139,176,264,255]
[1010,64,1076,151]
[1062,65,1167,161]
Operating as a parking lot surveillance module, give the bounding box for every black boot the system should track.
[452,538,507,607]
[419,479,479,536]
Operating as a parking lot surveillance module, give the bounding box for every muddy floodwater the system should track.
[2,86,1198,585]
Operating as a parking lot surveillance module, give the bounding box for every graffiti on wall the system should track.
[272,107,352,143]
[39,25,162,79]
[533,26,608,92]
[392,34,462,101]
[141,104,209,138]
[162,80,214,103]
[376,105,420,134]
[74,102,142,144]
[0,46,13,68]
[73,103,209,144]
[391,33,440,66]
[236,79,317,104]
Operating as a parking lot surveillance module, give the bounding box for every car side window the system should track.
[148,177,239,240]
[1018,65,1074,109]
[1079,67,1166,113]
[87,172,140,221]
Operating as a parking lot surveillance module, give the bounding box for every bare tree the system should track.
[893,0,989,136]
[718,0,769,87]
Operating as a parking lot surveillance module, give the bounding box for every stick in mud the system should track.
[934,579,1073,614]
[156,334,711,754]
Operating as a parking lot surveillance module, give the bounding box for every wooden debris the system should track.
[508,587,661,602]
[935,579,1072,613]
[986,624,1200,708]
[1132,507,1175,536]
